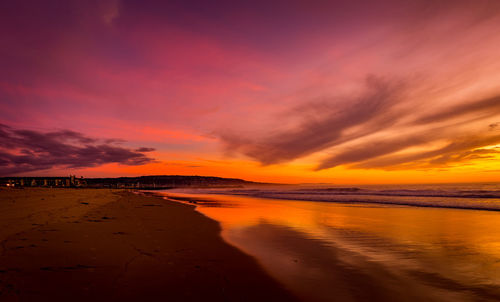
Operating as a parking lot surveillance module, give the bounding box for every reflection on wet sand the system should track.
[162,193,500,302]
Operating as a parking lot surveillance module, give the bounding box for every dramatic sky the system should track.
[1,0,500,183]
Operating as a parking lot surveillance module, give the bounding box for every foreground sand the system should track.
[0,188,297,301]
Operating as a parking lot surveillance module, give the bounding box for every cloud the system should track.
[217,77,500,171]
[219,76,406,164]
[0,124,155,175]
[318,93,500,170]
[414,96,500,126]
[210,0,500,172]
[316,135,430,170]
[350,134,500,170]
[135,147,155,152]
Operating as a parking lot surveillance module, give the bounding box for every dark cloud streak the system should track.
[0,124,156,176]
[218,82,500,170]
[316,135,431,170]
[351,134,500,170]
[220,76,406,164]
[414,96,500,125]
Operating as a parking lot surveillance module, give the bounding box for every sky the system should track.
[1,0,500,184]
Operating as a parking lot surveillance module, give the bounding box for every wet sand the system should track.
[161,192,500,302]
[0,188,297,301]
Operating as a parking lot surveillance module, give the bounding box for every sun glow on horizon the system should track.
[1,0,500,183]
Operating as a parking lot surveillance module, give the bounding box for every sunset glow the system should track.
[1,0,500,183]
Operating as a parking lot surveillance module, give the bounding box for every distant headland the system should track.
[0,175,271,189]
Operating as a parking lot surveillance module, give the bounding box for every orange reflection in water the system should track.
[163,192,500,302]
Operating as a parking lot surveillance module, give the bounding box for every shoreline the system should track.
[153,190,500,302]
[157,190,500,212]
[0,188,297,301]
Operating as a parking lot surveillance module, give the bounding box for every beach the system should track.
[0,188,296,301]
[2,186,500,302]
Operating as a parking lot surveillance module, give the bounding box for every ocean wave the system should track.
[226,188,500,199]
[160,184,500,211]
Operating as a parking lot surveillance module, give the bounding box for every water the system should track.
[153,183,500,301]
[164,183,500,211]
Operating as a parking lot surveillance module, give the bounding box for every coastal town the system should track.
[0,175,261,189]
[1,175,87,188]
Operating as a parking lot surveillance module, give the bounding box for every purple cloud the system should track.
[0,124,155,175]
[219,76,406,164]
[218,79,500,170]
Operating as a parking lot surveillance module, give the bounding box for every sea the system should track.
[152,183,500,301]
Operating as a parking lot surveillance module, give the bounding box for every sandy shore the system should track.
[0,188,297,301]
